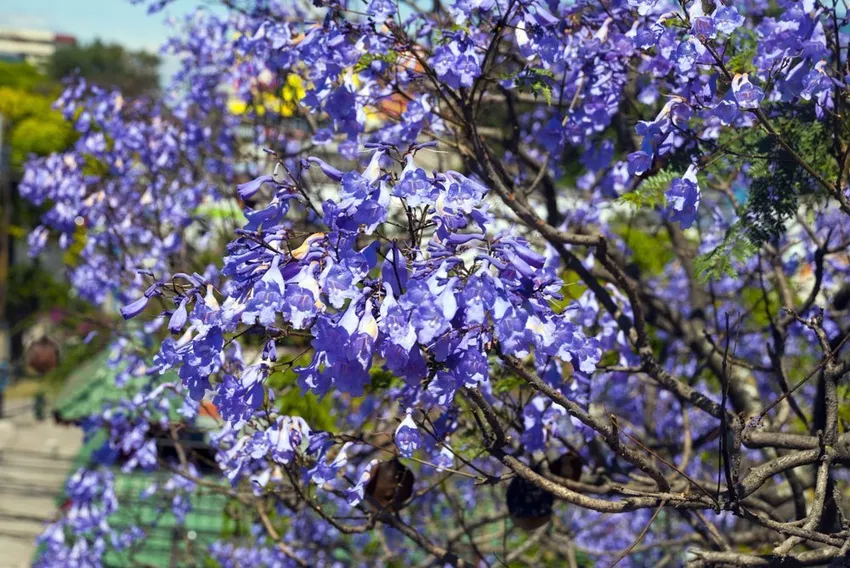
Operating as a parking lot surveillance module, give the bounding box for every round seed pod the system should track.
[365,458,415,512]
[25,336,60,375]
[506,473,555,531]
[550,450,583,482]
[507,451,584,531]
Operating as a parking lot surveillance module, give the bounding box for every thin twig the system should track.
[609,500,667,567]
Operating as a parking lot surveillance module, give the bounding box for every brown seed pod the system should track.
[506,474,555,531]
[506,451,584,531]
[550,450,583,482]
[25,336,60,375]
[365,458,415,512]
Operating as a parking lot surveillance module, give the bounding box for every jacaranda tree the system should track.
[21,0,850,565]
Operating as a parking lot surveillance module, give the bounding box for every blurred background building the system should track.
[0,28,77,66]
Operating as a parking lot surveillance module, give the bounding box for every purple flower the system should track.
[676,36,702,73]
[26,0,842,559]
[307,442,350,486]
[628,0,658,16]
[627,151,652,176]
[28,225,49,257]
[713,6,744,35]
[237,175,273,200]
[303,157,344,182]
[713,98,740,125]
[168,298,189,333]
[732,74,764,110]
[242,256,287,327]
[666,166,701,229]
[367,0,396,19]
[180,326,224,400]
[120,295,149,320]
[395,411,422,457]
[430,37,481,89]
[691,16,716,40]
[801,60,831,102]
[394,156,436,206]
[345,459,378,506]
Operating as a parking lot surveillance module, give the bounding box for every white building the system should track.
[0,29,77,66]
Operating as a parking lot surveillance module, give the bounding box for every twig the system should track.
[256,501,310,567]
[609,500,666,567]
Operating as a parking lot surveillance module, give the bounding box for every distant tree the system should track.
[0,62,74,172]
[0,60,53,93]
[47,40,160,97]
[0,62,91,365]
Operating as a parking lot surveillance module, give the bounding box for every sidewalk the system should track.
[0,398,82,568]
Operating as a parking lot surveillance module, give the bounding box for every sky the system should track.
[0,0,205,83]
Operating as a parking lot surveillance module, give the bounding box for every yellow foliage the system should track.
[350,72,362,89]
[227,99,248,115]
[227,73,305,118]
[62,224,88,267]
[0,87,54,122]
[10,115,75,168]
[282,73,305,101]
[0,87,75,169]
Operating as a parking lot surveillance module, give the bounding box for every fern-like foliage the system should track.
[618,169,680,209]
[718,106,836,248]
[693,222,759,282]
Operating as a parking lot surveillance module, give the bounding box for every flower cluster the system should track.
[23,0,850,565]
[36,469,137,568]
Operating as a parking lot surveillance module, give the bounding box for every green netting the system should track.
[38,427,231,568]
[53,349,182,422]
[40,355,230,567]
[104,472,229,567]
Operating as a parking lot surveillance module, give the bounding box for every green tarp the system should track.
[53,349,182,423]
[39,350,231,567]
[105,470,229,567]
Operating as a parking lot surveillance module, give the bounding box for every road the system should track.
[0,398,82,568]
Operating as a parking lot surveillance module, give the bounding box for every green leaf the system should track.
[535,82,552,105]
[614,226,675,275]
[715,105,836,248]
[367,368,404,392]
[353,52,399,73]
[726,28,758,75]
[515,67,555,105]
[694,223,758,282]
[617,169,680,210]
[492,375,524,394]
[269,358,336,431]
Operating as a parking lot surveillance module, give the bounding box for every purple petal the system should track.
[120,296,149,320]
[237,175,273,200]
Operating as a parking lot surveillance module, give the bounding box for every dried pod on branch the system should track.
[25,336,60,375]
[507,451,583,531]
[365,458,415,512]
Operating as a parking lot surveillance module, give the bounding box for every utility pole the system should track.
[0,114,10,418]
[0,114,9,324]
